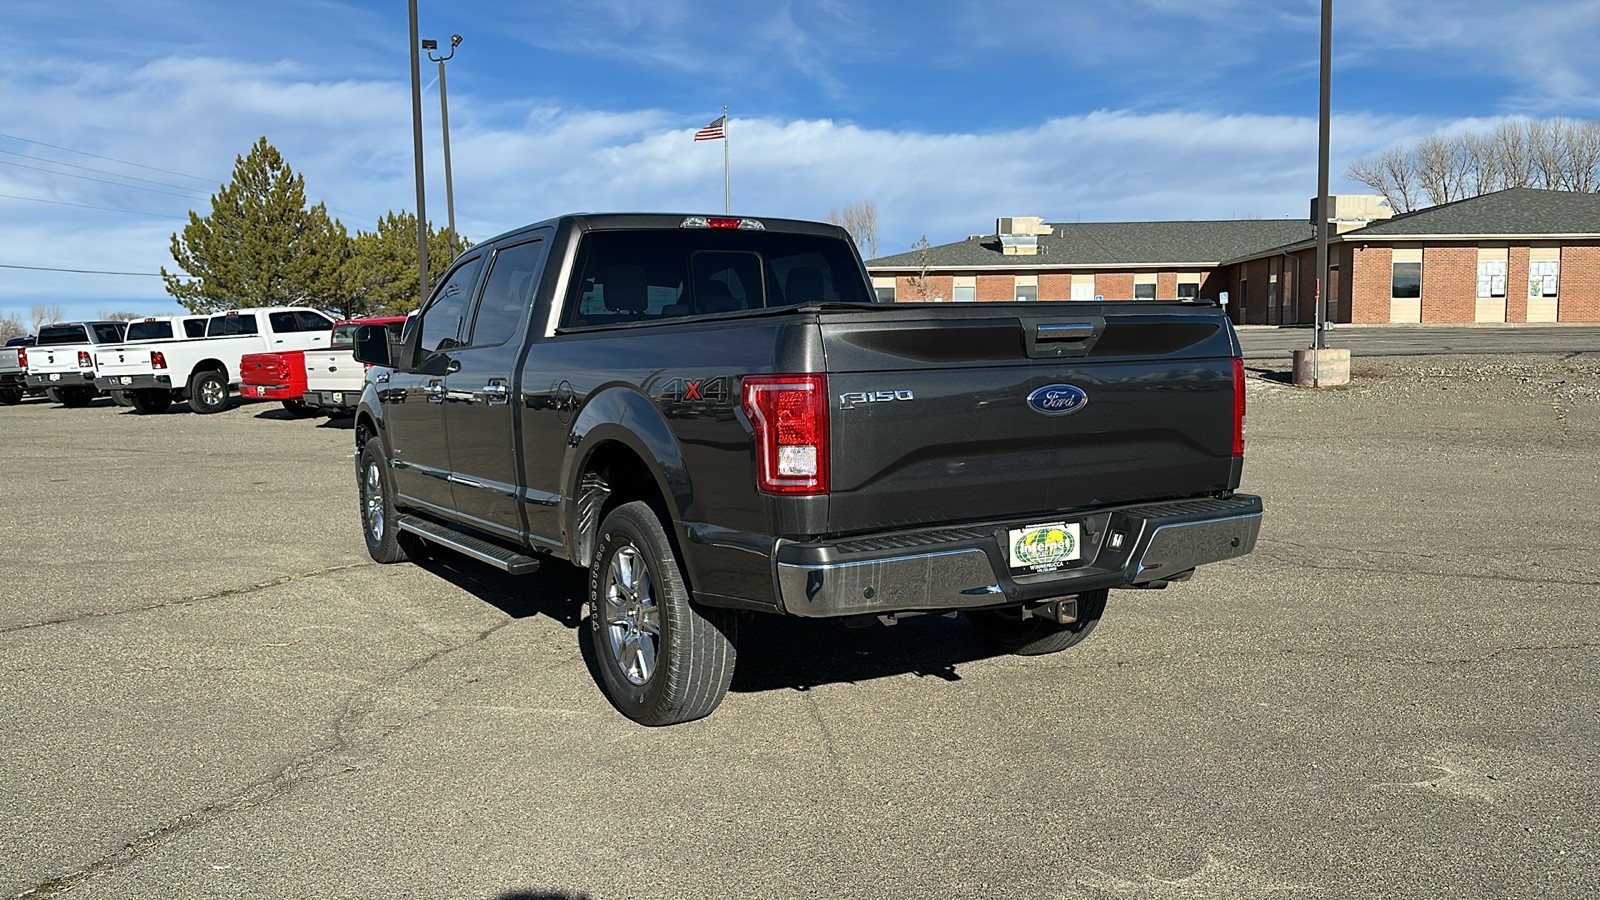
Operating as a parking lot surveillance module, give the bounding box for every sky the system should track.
[2,0,1599,325]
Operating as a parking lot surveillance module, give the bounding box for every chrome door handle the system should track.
[481,381,509,405]
[423,381,446,403]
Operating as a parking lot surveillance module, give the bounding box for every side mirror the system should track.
[352,324,393,367]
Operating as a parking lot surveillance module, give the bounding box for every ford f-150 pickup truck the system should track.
[25,321,128,407]
[95,307,335,414]
[351,213,1262,726]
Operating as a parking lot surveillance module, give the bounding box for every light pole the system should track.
[424,34,462,259]
[408,1,428,308]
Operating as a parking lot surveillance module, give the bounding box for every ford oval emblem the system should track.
[1027,384,1088,416]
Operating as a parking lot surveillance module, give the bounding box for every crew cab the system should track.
[302,315,407,416]
[24,321,128,407]
[1,335,35,405]
[240,350,316,416]
[351,213,1262,726]
[96,307,335,414]
[94,315,212,408]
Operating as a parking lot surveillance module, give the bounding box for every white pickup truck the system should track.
[1,337,33,405]
[94,315,212,408]
[301,315,408,416]
[24,321,129,407]
[95,306,336,414]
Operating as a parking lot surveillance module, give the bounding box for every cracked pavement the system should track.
[2,349,1598,899]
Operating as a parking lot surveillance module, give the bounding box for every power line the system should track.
[0,131,218,184]
[0,148,213,194]
[0,159,208,201]
[0,192,187,219]
[0,263,163,277]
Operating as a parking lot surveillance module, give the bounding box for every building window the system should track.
[873,286,895,302]
[953,284,976,302]
[1529,260,1559,297]
[1014,284,1038,302]
[1477,259,1506,298]
[1176,281,1199,301]
[1133,283,1156,300]
[1391,261,1421,299]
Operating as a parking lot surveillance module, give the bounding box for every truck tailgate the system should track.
[95,346,156,379]
[820,304,1240,533]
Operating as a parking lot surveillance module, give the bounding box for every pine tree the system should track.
[338,211,463,316]
[162,137,349,313]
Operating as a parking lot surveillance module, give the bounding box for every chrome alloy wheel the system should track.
[363,460,385,541]
[198,377,225,407]
[602,545,662,686]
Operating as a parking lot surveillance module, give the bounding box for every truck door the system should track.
[265,310,336,351]
[439,235,552,541]
[384,253,486,517]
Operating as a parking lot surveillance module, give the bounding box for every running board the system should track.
[396,515,542,575]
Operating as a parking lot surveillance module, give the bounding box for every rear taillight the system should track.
[78,350,92,368]
[16,348,26,368]
[1232,357,1245,457]
[742,375,828,495]
[151,351,167,370]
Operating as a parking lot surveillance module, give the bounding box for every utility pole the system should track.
[407,0,428,308]
[425,34,463,258]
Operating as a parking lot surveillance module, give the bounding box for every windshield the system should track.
[125,321,175,341]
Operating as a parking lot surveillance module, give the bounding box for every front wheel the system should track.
[357,438,411,564]
[58,387,95,408]
[188,370,229,414]
[129,390,173,415]
[589,501,736,726]
[966,589,1109,656]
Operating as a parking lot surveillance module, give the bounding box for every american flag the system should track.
[694,115,726,142]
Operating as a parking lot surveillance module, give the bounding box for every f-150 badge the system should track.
[1027,384,1088,416]
[838,389,914,410]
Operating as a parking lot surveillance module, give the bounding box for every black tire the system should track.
[357,437,411,564]
[110,390,133,407]
[129,390,173,415]
[966,589,1109,656]
[188,370,229,414]
[44,388,62,404]
[58,387,95,408]
[281,398,320,417]
[589,501,736,726]
[0,388,21,406]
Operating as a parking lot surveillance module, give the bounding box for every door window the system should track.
[468,240,547,347]
[418,255,485,353]
[296,310,335,332]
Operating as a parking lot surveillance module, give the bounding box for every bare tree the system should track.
[826,201,880,260]
[1414,134,1471,206]
[1565,120,1600,192]
[1527,119,1567,190]
[98,310,142,322]
[1490,120,1534,189]
[29,302,64,332]
[1347,146,1419,212]
[902,235,932,301]
[1460,132,1501,195]
[0,311,26,341]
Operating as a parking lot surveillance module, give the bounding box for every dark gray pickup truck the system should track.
[352,213,1261,725]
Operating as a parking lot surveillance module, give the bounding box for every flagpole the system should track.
[722,104,730,214]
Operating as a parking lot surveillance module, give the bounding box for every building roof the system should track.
[1344,187,1600,237]
[868,219,1313,270]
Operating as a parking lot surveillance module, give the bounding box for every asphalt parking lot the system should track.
[3,349,1597,899]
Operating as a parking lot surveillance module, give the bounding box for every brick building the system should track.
[866,188,1600,325]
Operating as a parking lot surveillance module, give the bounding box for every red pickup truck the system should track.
[240,350,316,416]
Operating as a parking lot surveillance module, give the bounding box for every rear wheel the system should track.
[129,390,173,415]
[588,501,737,726]
[58,387,95,408]
[358,438,411,564]
[966,589,1108,656]
[188,370,229,414]
[0,388,21,405]
[109,390,133,407]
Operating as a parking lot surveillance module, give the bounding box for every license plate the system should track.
[48,373,61,382]
[119,376,133,385]
[1006,522,1081,573]
[331,392,344,404]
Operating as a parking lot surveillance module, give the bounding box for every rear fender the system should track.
[563,385,689,558]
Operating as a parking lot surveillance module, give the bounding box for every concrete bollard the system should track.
[1292,347,1350,387]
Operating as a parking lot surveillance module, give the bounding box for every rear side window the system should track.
[330,324,360,349]
[125,321,175,341]
[208,314,259,337]
[184,318,209,337]
[268,311,301,333]
[562,229,871,328]
[38,325,89,345]
[92,323,127,342]
[469,239,547,347]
